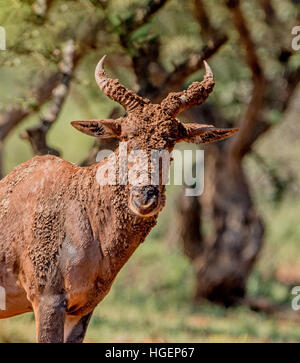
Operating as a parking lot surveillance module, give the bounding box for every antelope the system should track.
[0,56,237,343]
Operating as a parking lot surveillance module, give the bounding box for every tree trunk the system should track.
[178,142,264,306]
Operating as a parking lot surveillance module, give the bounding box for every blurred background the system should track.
[0,0,300,342]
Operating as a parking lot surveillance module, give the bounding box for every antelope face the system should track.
[71,56,238,218]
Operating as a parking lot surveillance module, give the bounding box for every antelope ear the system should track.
[180,123,238,144]
[71,118,123,138]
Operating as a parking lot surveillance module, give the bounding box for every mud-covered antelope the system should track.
[0,56,237,342]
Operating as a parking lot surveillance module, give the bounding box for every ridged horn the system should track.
[95,55,148,112]
[160,60,215,117]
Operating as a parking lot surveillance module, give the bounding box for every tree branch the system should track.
[148,0,227,101]
[258,0,293,64]
[258,0,277,25]
[152,36,227,102]
[193,0,226,44]
[112,0,170,98]
[0,72,61,141]
[226,0,266,159]
[0,13,104,176]
[20,40,75,156]
[119,0,169,46]
[33,0,55,18]
[119,0,227,101]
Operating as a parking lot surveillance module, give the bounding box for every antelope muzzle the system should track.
[129,185,162,217]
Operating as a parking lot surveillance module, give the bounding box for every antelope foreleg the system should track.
[34,294,67,343]
[64,311,94,343]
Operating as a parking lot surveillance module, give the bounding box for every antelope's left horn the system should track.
[160,60,215,117]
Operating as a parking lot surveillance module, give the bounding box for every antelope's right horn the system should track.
[95,55,148,112]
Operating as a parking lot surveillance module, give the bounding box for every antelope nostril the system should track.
[133,186,158,205]
[144,189,158,204]
[129,186,161,217]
